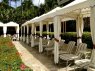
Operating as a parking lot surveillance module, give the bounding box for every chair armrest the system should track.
[79,51,91,59]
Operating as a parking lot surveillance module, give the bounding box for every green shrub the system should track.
[62,32,77,43]
[82,32,93,49]
[37,32,93,49]
[61,32,93,49]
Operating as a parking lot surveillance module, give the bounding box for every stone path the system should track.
[13,41,75,71]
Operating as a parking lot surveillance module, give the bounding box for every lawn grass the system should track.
[0,37,32,71]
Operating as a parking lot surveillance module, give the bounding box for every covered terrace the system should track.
[21,0,95,70]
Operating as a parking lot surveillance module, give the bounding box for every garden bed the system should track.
[0,37,32,71]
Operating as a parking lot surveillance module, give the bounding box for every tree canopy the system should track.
[0,0,73,25]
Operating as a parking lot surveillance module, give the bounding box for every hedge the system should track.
[61,32,93,49]
[36,32,93,49]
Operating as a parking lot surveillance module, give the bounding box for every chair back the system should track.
[75,43,87,58]
[42,38,48,45]
[48,38,54,47]
[67,41,76,54]
[34,37,39,42]
[59,40,65,47]
[90,50,94,64]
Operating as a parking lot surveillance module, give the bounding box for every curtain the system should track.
[90,6,95,68]
[53,16,61,64]
[39,21,43,52]
[16,26,19,40]
[3,25,7,37]
[31,24,35,47]
[23,26,25,42]
[76,14,84,45]
[46,23,49,39]
[20,27,22,40]
[27,25,29,44]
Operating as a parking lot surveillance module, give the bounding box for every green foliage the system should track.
[0,37,32,71]
[0,0,58,24]
[44,0,58,13]
[40,32,93,49]
[62,32,93,49]
[82,32,93,49]
[62,32,77,43]
[0,0,39,24]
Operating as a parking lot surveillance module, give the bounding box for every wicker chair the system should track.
[59,43,87,67]
[34,36,39,46]
[74,49,92,70]
[44,38,54,55]
[59,41,76,55]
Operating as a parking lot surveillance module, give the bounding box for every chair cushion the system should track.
[60,54,79,60]
[75,59,90,65]
[45,48,54,51]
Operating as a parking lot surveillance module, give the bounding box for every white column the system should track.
[35,26,36,38]
[88,5,95,70]
[53,16,61,64]
[65,21,66,33]
[3,25,7,37]
[16,26,19,40]
[58,21,61,41]
[63,22,64,34]
[31,24,35,47]
[21,26,22,41]
[39,21,43,53]
[21,27,23,41]
[76,14,84,45]
[22,26,24,42]
[26,25,29,44]
[23,26,25,42]
[46,23,49,39]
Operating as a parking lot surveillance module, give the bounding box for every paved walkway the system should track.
[13,41,75,71]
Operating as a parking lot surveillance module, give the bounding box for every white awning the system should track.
[0,22,4,26]
[21,0,94,26]
[30,17,39,23]
[22,21,30,26]
[6,21,19,27]
[33,7,61,23]
[57,0,90,16]
[61,18,75,21]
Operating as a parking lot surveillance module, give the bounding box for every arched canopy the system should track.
[56,0,90,17]
[22,21,30,26]
[6,21,19,27]
[37,0,90,23]
[21,0,92,27]
[0,22,4,26]
[22,17,39,26]
[33,7,61,23]
[0,21,19,40]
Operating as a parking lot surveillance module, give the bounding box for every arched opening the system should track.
[6,27,16,36]
[0,27,3,36]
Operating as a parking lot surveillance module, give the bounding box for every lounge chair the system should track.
[52,41,76,55]
[42,37,48,47]
[59,41,76,54]
[29,35,31,44]
[74,49,92,70]
[45,39,65,51]
[59,40,65,48]
[34,36,39,46]
[59,43,87,66]
[44,38,54,55]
